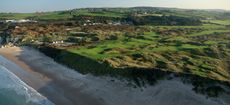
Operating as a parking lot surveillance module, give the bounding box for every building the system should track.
[5,19,37,23]
[6,20,17,23]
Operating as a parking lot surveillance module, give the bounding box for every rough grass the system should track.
[0,13,35,19]
[148,24,226,30]
[207,20,230,25]
[188,29,230,36]
[67,25,230,83]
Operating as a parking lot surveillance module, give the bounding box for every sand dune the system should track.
[0,47,229,105]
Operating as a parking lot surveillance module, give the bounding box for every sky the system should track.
[0,0,230,13]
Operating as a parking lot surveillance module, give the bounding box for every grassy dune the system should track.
[67,26,230,82]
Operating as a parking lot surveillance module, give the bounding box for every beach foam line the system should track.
[0,64,55,105]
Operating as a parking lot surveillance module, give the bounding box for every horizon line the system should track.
[0,6,229,14]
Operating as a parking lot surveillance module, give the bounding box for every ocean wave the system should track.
[0,65,55,105]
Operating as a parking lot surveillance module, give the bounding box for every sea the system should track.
[0,63,54,105]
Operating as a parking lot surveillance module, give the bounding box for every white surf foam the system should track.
[0,65,55,105]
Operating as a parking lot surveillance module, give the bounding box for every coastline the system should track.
[0,65,54,105]
[0,47,105,105]
[0,46,228,105]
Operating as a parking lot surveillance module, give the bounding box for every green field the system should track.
[0,9,126,20]
[207,20,230,25]
[67,25,230,82]
[0,13,35,19]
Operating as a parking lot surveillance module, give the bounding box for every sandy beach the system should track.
[0,46,229,105]
[0,47,105,105]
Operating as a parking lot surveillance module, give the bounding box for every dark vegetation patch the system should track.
[128,15,202,26]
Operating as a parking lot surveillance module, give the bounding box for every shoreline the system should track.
[0,47,105,105]
[0,64,54,105]
[0,46,229,105]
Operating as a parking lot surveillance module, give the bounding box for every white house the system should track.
[5,19,37,23]
[6,20,17,23]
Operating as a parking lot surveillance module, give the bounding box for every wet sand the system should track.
[0,47,105,105]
